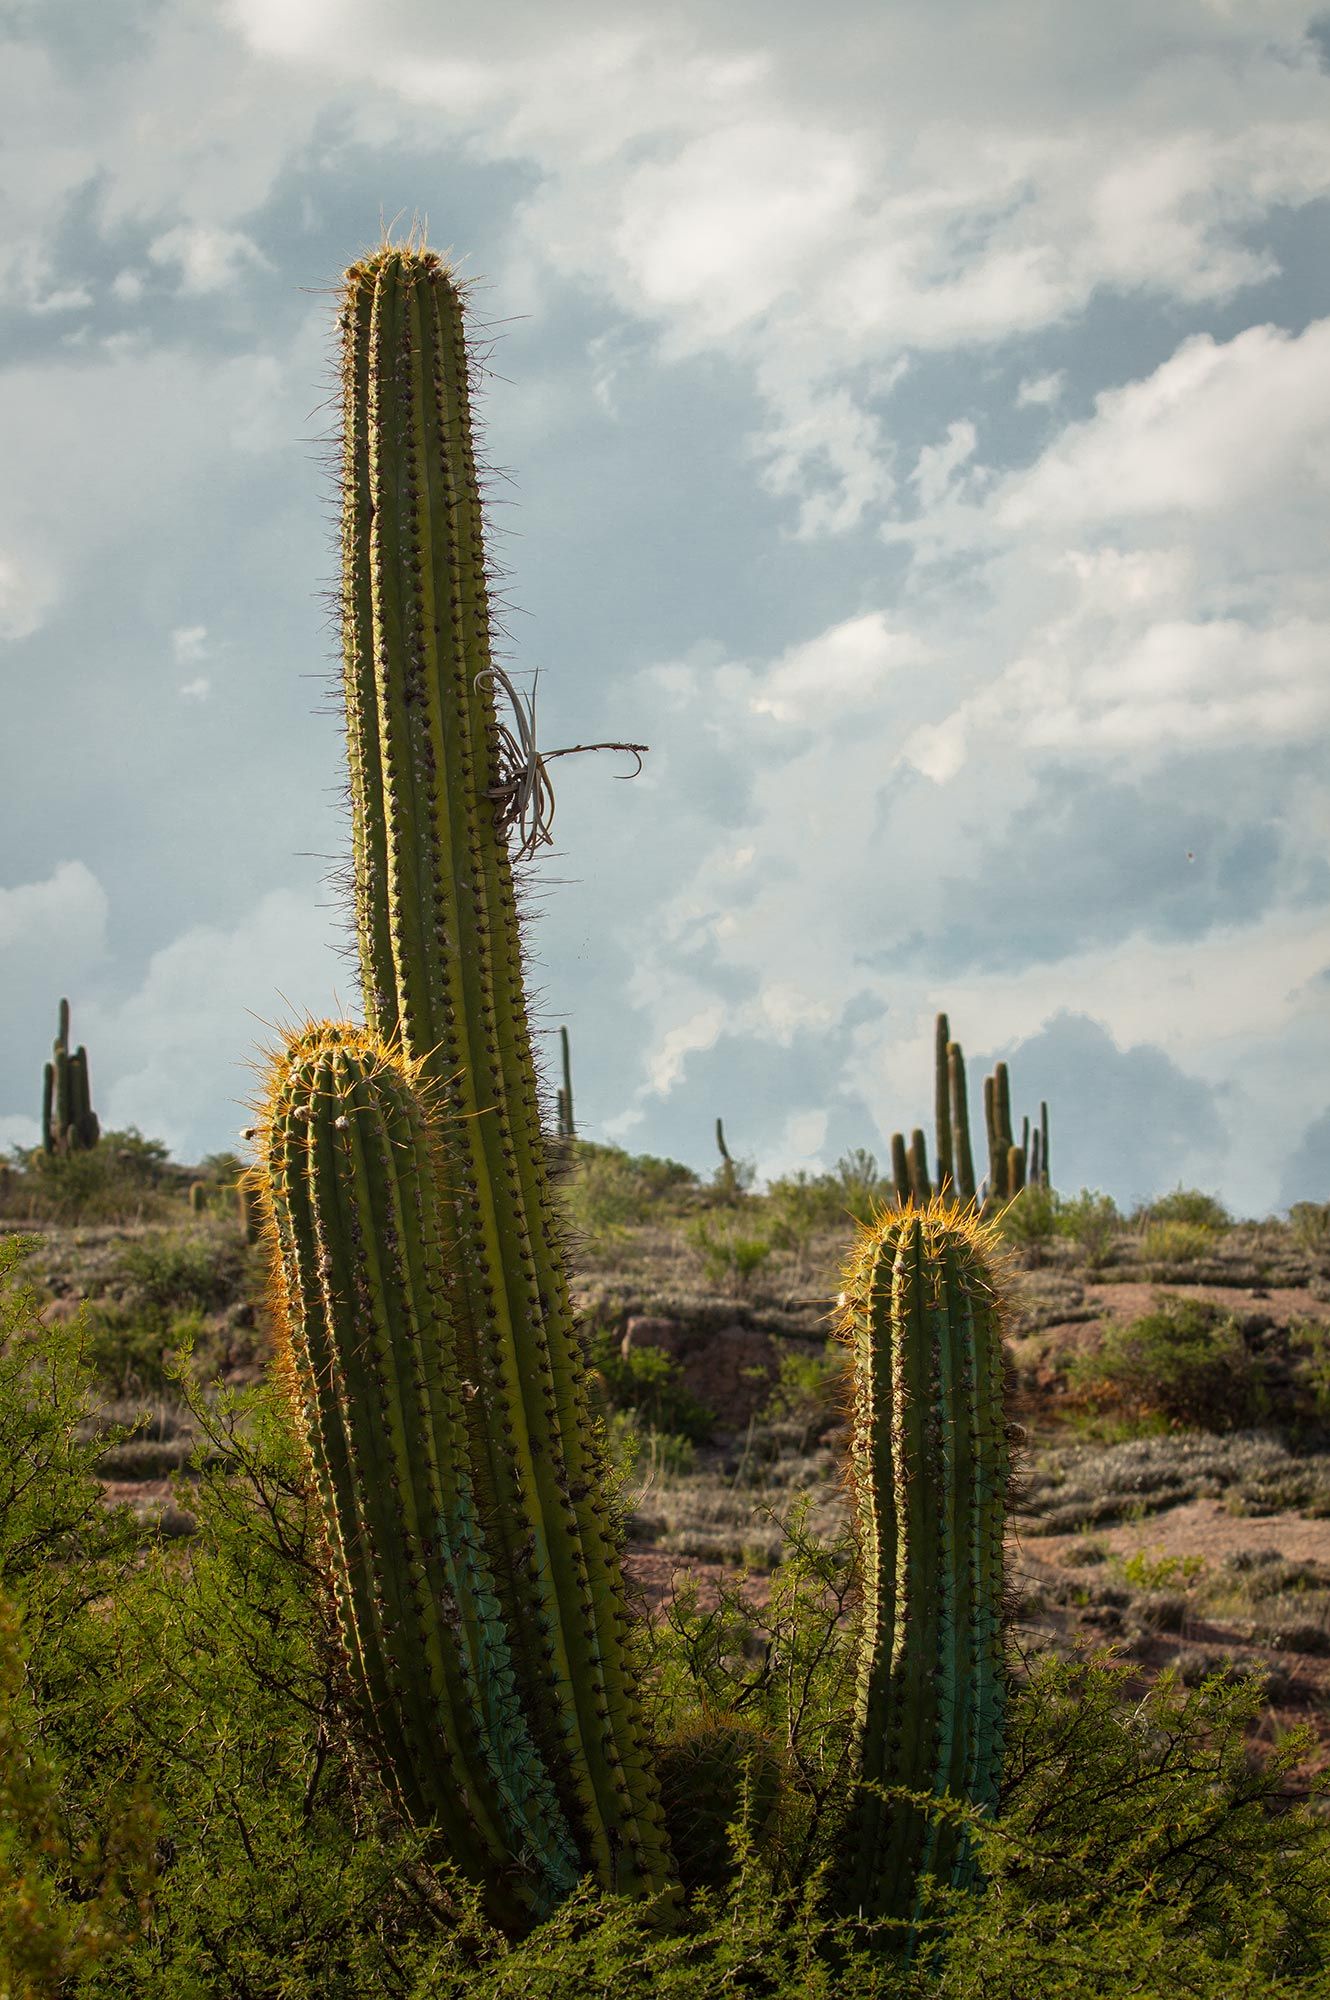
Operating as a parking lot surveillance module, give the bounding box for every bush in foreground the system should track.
[2,1233,1328,1996]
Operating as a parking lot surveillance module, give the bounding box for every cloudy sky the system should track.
[3,0,1329,1218]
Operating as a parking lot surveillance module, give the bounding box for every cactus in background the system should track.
[947,1043,977,1206]
[908,1126,933,1204]
[236,1173,264,1245]
[890,1130,910,1206]
[252,243,673,1928]
[836,1198,1010,1933]
[933,1012,954,1196]
[1029,1125,1041,1188]
[188,1180,207,1215]
[41,998,99,1156]
[1006,1144,1026,1196]
[1039,1099,1050,1190]
[983,1064,1016,1206]
[556,1024,575,1141]
[245,237,1014,1951]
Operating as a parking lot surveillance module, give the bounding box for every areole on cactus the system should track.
[249,233,1013,1947]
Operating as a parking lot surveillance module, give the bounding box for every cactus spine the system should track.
[254,244,673,1925]
[42,998,99,1155]
[836,1199,1009,1931]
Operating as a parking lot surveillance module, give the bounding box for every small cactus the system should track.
[188,1181,207,1215]
[836,1197,1010,1933]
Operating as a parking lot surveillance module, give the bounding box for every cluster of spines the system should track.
[42,998,99,1156]
[835,1197,1010,1930]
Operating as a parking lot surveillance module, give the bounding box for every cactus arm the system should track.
[1040,1099,1050,1190]
[41,1063,54,1155]
[558,1025,574,1141]
[908,1128,932,1204]
[340,280,396,1033]
[334,246,672,1903]
[933,1013,953,1196]
[995,1065,1013,1182]
[54,1045,71,1153]
[890,1131,909,1206]
[947,1045,976,1207]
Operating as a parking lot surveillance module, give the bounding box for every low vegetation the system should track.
[3,1142,1329,1994]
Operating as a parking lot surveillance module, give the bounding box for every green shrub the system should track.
[764,1171,849,1268]
[1079,1294,1264,1431]
[560,1142,698,1244]
[687,1215,774,1294]
[4,1232,1330,1995]
[80,1304,208,1402]
[1140,1218,1218,1265]
[1054,1188,1120,1269]
[3,1129,175,1226]
[997,1181,1058,1254]
[110,1233,241,1318]
[832,1147,888,1225]
[760,1345,847,1445]
[591,1333,716,1443]
[1289,1202,1330,1262]
[1139,1185,1231,1231]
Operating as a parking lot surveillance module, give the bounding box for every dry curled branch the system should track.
[476,663,648,859]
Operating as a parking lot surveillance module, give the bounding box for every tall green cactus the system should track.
[250,237,1012,1949]
[254,243,673,1927]
[836,1199,1010,1933]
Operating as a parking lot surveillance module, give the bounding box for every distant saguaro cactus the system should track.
[42,998,99,1156]
[556,1024,576,1141]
